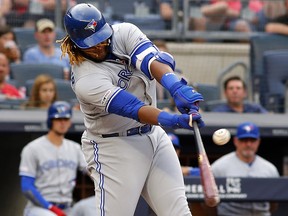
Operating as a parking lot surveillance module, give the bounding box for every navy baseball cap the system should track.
[236,122,260,139]
[168,133,180,148]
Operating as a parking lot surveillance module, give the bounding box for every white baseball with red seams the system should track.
[212,129,231,145]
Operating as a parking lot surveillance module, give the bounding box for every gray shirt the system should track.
[19,135,87,205]
[211,152,279,216]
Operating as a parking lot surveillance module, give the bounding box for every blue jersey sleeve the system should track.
[107,89,145,121]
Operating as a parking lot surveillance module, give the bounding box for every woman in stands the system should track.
[23,74,58,109]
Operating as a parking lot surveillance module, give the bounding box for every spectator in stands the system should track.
[200,0,244,33]
[212,76,268,113]
[23,74,57,109]
[5,0,30,27]
[168,133,200,177]
[158,0,207,33]
[0,25,21,64]
[19,101,87,216]
[249,0,285,32]
[0,0,11,26]
[208,121,279,216]
[23,18,70,79]
[33,0,76,21]
[265,0,288,35]
[0,53,22,100]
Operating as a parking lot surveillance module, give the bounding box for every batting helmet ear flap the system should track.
[47,101,72,129]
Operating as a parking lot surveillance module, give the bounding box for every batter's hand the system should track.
[171,79,204,114]
[158,111,205,129]
[49,205,66,216]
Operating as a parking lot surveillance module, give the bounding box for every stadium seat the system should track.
[123,14,166,30]
[249,33,288,106]
[262,50,288,113]
[10,63,64,88]
[192,83,220,111]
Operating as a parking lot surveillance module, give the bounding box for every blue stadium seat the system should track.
[262,50,288,113]
[10,63,64,88]
[192,83,220,111]
[250,33,288,107]
[123,14,166,30]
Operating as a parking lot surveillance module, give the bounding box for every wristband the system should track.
[158,111,178,128]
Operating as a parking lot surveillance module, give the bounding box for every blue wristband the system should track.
[158,111,178,128]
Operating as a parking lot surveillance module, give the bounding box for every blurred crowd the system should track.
[0,0,288,112]
[0,0,287,112]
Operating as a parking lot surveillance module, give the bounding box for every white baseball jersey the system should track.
[71,22,192,216]
[71,22,156,136]
[211,152,279,216]
[19,135,87,207]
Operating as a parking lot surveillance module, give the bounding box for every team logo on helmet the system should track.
[84,19,97,32]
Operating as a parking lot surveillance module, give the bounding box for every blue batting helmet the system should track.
[47,101,72,129]
[64,3,113,49]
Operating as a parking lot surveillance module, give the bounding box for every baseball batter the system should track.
[19,101,87,216]
[59,3,205,216]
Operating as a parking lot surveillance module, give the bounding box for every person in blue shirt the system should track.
[212,76,268,113]
[23,18,70,79]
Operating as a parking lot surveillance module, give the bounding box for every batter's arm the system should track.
[107,90,202,129]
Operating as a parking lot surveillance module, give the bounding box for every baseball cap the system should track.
[36,18,55,32]
[168,133,180,148]
[236,122,260,139]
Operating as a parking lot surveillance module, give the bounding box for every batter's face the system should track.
[51,118,71,136]
[234,137,260,163]
[82,39,110,62]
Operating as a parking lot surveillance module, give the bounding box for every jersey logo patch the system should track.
[85,19,97,32]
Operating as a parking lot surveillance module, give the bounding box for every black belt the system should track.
[50,202,71,209]
[102,124,152,138]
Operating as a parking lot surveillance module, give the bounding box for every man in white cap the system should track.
[23,18,70,79]
[210,122,279,216]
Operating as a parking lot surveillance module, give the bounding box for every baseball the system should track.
[212,129,231,145]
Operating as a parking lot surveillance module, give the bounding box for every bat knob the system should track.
[205,196,220,207]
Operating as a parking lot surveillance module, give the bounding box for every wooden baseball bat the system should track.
[192,121,220,207]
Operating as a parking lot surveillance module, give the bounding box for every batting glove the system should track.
[160,73,203,114]
[49,205,66,216]
[170,79,204,114]
[158,111,205,129]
